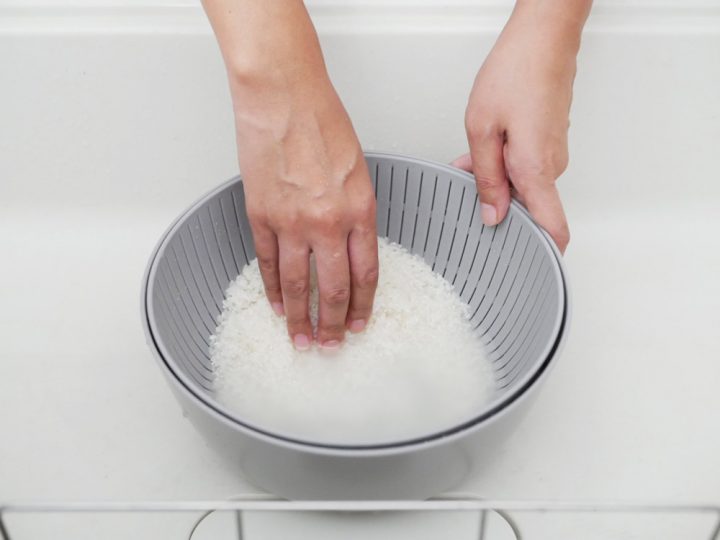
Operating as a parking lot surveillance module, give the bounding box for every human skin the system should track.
[202,0,590,349]
[202,0,378,351]
[453,0,592,254]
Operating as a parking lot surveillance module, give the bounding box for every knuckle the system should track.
[282,278,309,298]
[286,317,310,331]
[264,283,282,296]
[541,143,569,176]
[257,256,276,274]
[509,173,532,192]
[281,213,300,231]
[475,175,504,193]
[353,219,376,238]
[347,308,370,321]
[464,113,495,141]
[308,207,343,229]
[511,148,568,184]
[246,205,266,225]
[273,211,300,233]
[509,173,534,192]
[354,195,377,223]
[319,322,346,336]
[324,286,351,306]
[355,266,379,289]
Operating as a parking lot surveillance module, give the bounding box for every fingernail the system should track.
[272,302,285,316]
[320,340,341,350]
[348,319,366,333]
[481,203,498,226]
[293,334,311,351]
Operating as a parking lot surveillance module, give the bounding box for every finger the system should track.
[516,179,570,253]
[346,226,379,333]
[278,239,313,350]
[510,184,527,207]
[468,131,511,226]
[450,153,473,172]
[251,224,284,316]
[313,239,352,349]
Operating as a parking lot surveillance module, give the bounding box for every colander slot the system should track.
[409,172,425,255]
[372,161,379,198]
[457,221,492,299]
[167,243,218,332]
[207,202,238,284]
[178,227,222,315]
[492,267,553,375]
[451,200,482,290]
[486,260,549,352]
[189,216,227,308]
[481,245,543,340]
[153,308,200,386]
[217,197,243,277]
[422,175,451,268]
[154,287,214,390]
[496,281,557,389]
[398,166,422,248]
[198,211,232,291]
[387,166,408,243]
[465,217,513,323]
[230,188,255,261]
[502,290,560,389]
[157,265,211,351]
[375,161,393,237]
[161,250,215,336]
[473,221,527,329]
[222,191,250,268]
[479,236,534,338]
[410,173,436,256]
[154,271,213,373]
[442,186,475,282]
[433,181,466,275]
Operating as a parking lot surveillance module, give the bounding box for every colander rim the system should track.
[141,151,569,453]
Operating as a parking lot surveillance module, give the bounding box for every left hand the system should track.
[453,5,584,253]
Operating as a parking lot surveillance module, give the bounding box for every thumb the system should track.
[468,133,511,226]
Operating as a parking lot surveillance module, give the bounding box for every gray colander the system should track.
[142,152,569,500]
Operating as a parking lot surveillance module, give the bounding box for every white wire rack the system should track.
[2,494,719,540]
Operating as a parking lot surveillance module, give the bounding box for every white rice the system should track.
[210,238,494,445]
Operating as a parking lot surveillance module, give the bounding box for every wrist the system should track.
[228,55,332,117]
[509,0,590,59]
[213,0,331,115]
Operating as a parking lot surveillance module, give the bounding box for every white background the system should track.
[1,1,719,538]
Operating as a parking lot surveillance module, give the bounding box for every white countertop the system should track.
[1,205,718,539]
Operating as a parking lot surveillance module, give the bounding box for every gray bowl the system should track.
[142,152,569,500]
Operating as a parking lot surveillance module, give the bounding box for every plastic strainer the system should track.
[142,152,569,500]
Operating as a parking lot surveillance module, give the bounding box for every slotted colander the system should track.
[142,152,569,500]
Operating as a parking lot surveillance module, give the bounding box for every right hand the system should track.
[231,72,379,351]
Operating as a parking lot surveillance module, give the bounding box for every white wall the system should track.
[1,1,719,220]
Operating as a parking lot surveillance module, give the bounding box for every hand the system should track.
[453,2,589,253]
[232,74,378,351]
[203,0,379,350]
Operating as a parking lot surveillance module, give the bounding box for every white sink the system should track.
[1,2,719,538]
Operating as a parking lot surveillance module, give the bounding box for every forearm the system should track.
[202,0,328,109]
